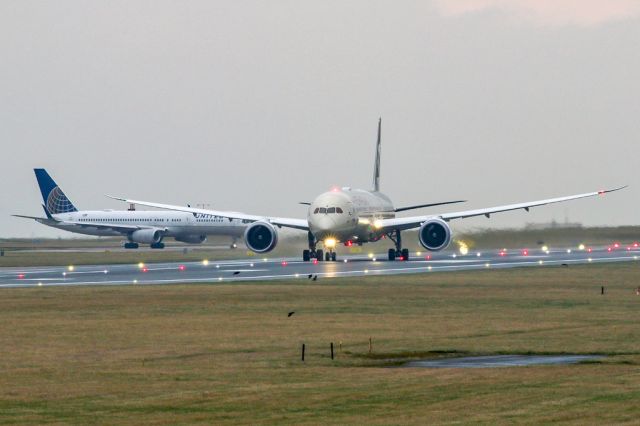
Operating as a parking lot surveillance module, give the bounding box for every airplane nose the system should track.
[312,215,336,233]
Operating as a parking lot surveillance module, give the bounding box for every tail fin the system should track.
[34,168,78,214]
[372,118,381,192]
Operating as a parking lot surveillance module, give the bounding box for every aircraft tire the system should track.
[401,248,409,261]
[388,249,396,261]
[303,250,310,261]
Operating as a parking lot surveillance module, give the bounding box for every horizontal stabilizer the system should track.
[395,200,466,212]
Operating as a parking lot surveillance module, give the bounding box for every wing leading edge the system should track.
[379,186,627,232]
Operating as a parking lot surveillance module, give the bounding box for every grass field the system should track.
[1,263,640,424]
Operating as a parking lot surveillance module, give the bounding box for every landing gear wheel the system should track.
[388,248,396,261]
[331,252,337,262]
[150,242,165,249]
[124,242,139,249]
[316,249,323,261]
[401,248,409,261]
[303,250,310,262]
[325,252,331,261]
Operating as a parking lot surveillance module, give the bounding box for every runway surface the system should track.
[1,245,638,288]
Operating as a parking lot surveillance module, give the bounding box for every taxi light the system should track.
[522,249,529,256]
[142,267,149,273]
[325,238,337,248]
[17,274,25,279]
[67,265,75,272]
[281,261,287,266]
[178,265,185,271]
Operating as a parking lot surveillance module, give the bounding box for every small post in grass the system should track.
[301,343,305,362]
[601,286,605,295]
[330,342,334,360]
[369,337,372,354]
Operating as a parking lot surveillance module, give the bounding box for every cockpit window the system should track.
[319,207,326,214]
[314,208,319,214]
[327,207,336,214]
[336,207,343,213]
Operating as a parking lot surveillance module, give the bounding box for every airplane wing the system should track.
[60,220,159,234]
[378,186,627,232]
[106,196,310,231]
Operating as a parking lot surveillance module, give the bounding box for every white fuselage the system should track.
[42,210,246,241]
[307,188,395,243]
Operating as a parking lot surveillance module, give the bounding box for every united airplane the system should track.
[111,120,625,261]
[14,169,246,249]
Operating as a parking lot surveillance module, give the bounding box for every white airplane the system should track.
[14,169,246,249]
[111,120,625,261]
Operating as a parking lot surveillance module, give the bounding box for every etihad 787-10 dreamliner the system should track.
[14,169,246,249]
[111,120,625,261]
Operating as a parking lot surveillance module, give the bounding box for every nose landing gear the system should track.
[302,232,338,261]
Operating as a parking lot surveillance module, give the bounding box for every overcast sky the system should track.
[1,1,638,238]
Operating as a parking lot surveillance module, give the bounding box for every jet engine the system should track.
[244,221,278,253]
[418,218,451,251]
[129,229,164,244]
[175,235,207,244]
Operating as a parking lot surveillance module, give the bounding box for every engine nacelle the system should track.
[175,235,207,244]
[244,221,278,253]
[129,229,164,244]
[418,218,451,251]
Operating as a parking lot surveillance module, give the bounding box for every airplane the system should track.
[13,169,247,249]
[110,119,626,261]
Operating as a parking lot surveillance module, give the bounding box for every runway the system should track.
[1,245,638,288]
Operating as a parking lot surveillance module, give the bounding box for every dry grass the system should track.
[1,263,639,424]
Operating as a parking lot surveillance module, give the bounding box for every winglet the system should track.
[597,185,628,195]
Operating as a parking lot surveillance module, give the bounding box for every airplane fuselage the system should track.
[44,210,246,240]
[308,187,395,243]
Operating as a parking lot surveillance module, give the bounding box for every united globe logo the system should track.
[46,186,77,214]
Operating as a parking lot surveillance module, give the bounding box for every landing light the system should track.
[368,253,374,259]
[578,244,585,251]
[458,242,469,255]
[138,262,145,269]
[202,259,209,266]
[373,220,383,229]
[324,238,337,249]
[416,251,422,256]
[67,265,75,272]
[541,245,549,252]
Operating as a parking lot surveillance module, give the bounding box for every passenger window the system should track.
[314,208,319,214]
[336,207,343,213]
[319,208,326,214]
[327,207,336,214]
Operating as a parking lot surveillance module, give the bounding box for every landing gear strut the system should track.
[302,232,337,261]
[386,229,409,261]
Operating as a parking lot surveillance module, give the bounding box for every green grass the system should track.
[1,262,640,424]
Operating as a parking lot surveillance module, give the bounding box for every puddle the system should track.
[403,355,602,368]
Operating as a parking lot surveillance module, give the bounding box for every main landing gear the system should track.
[150,242,165,249]
[386,229,409,261]
[302,232,337,262]
[124,242,139,249]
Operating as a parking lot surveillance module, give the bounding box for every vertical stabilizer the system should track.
[372,118,381,192]
[34,169,78,214]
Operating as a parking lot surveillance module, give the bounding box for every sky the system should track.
[1,0,638,238]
